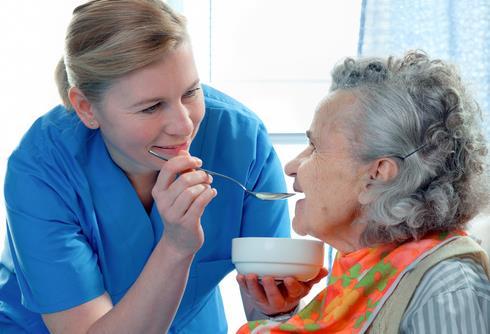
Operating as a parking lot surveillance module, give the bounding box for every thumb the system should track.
[177,150,191,157]
[308,267,328,287]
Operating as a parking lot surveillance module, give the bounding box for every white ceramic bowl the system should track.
[232,237,325,282]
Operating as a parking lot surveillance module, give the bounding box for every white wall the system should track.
[0,0,83,240]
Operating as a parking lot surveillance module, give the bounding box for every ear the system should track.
[358,158,399,205]
[68,87,99,129]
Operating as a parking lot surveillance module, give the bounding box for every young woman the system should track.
[0,1,322,333]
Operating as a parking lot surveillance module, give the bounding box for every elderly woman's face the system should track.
[285,91,368,244]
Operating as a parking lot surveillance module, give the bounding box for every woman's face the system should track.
[284,91,368,247]
[94,42,205,176]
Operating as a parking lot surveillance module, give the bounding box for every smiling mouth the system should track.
[152,142,188,149]
[149,143,189,157]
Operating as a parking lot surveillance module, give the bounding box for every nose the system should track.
[285,147,310,177]
[284,156,300,177]
[166,102,194,137]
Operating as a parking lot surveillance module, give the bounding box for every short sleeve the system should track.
[4,148,105,314]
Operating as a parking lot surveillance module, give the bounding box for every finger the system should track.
[176,150,202,173]
[261,276,286,309]
[305,267,328,288]
[244,274,268,305]
[236,274,248,293]
[283,277,305,300]
[155,170,211,212]
[169,170,212,194]
[154,154,202,191]
[182,186,217,221]
[165,184,211,220]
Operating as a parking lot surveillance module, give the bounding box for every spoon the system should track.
[148,148,296,201]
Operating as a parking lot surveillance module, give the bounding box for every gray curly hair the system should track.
[330,50,490,245]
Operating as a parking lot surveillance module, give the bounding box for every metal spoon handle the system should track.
[148,149,295,200]
[148,149,246,191]
[198,168,247,191]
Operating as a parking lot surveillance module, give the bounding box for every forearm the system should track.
[85,154,216,333]
[88,236,194,334]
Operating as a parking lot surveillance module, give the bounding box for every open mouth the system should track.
[295,193,306,200]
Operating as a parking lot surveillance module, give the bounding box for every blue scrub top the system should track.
[0,85,290,333]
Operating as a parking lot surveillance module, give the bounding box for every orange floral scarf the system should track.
[237,230,466,334]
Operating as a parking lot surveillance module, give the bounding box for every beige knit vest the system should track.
[366,236,490,334]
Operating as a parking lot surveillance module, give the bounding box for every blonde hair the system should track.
[55,0,188,109]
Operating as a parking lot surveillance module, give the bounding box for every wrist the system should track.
[158,235,198,262]
[264,304,299,321]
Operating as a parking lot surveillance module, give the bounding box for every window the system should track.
[180,0,361,135]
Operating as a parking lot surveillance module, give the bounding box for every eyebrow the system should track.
[130,79,201,109]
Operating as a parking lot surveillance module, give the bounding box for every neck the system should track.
[126,171,158,213]
[321,221,366,254]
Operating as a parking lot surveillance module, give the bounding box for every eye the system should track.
[183,87,201,99]
[140,102,162,114]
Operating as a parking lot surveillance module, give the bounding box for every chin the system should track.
[292,218,308,236]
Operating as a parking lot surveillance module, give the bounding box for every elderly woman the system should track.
[237,51,490,333]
